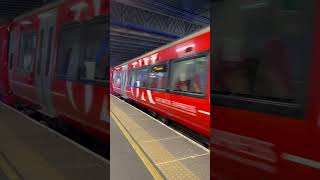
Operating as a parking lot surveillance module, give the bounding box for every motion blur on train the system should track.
[211,0,320,179]
[111,27,210,140]
[0,0,109,144]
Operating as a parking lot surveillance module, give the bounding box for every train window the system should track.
[127,70,135,87]
[18,32,36,72]
[113,71,121,86]
[56,25,81,80]
[148,64,167,90]
[80,20,107,82]
[37,30,44,75]
[45,27,54,76]
[136,67,148,88]
[170,56,208,95]
[9,31,16,70]
[212,0,315,117]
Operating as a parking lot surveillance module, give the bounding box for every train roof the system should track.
[115,25,210,68]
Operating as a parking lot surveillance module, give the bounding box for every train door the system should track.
[121,65,128,99]
[35,9,57,116]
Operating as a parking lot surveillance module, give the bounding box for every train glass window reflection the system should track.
[9,31,16,70]
[170,56,208,94]
[130,70,137,87]
[127,70,135,87]
[136,68,148,88]
[19,33,36,72]
[113,71,121,86]
[37,30,44,75]
[81,22,107,81]
[45,27,54,76]
[148,64,167,89]
[213,0,314,105]
[56,26,81,79]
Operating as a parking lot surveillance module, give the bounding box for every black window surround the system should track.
[168,50,209,99]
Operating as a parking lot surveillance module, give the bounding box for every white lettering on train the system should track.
[131,53,158,68]
[155,97,196,114]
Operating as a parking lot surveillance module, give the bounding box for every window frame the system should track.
[168,50,209,99]
[147,61,168,92]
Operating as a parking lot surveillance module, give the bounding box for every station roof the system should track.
[110,0,210,66]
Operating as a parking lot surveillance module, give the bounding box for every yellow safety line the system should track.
[111,111,164,180]
[0,153,21,180]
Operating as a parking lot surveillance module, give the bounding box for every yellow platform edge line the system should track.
[111,111,164,180]
[0,152,21,180]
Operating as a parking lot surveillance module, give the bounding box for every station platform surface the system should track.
[110,95,210,180]
[0,102,109,180]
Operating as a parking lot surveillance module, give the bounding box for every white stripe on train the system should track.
[147,90,156,104]
[198,110,210,115]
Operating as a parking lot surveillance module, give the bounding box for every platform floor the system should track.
[110,95,210,180]
[110,116,153,179]
[0,102,109,180]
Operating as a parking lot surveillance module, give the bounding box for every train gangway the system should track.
[110,95,210,179]
[0,102,109,180]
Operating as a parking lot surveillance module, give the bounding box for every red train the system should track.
[0,0,109,143]
[212,0,320,179]
[112,27,210,138]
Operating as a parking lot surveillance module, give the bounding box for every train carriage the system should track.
[112,27,210,138]
[211,0,320,179]
[0,0,109,143]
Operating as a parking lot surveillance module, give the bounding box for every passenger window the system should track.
[18,32,36,72]
[56,25,81,80]
[136,68,148,88]
[81,21,107,81]
[213,0,314,106]
[45,27,54,76]
[37,30,44,75]
[129,70,137,87]
[170,56,208,94]
[127,70,133,87]
[148,64,167,90]
[9,31,16,70]
[113,71,121,86]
